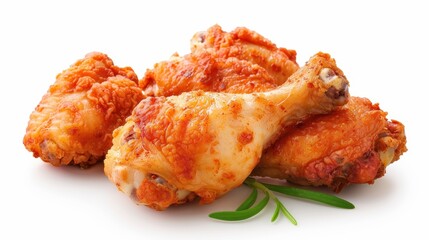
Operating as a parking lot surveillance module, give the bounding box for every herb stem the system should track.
[262,182,355,209]
[246,178,297,225]
[209,177,355,224]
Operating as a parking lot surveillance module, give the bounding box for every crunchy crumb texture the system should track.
[252,97,407,192]
[140,24,299,96]
[190,24,299,85]
[23,52,144,167]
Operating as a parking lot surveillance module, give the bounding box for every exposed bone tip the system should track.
[320,68,339,84]
[194,31,206,43]
[320,68,349,103]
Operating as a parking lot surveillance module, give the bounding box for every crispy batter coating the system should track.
[23,52,144,167]
[104,53,349,210]
[140,50,278,96]
[252,97,407,192]
[140,24,300,97]
[190,24,299,85]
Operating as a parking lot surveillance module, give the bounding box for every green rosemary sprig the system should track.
[262,182,355,209]
[209,177,354,224]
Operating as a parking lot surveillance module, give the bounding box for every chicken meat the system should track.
[104,52,349,210]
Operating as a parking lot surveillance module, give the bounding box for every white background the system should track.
[1,0,427,239]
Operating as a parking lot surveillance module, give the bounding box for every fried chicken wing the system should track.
[104,53,349,210]
[190,24,299,85]
[252,97,407,192]
[23,52,144,167]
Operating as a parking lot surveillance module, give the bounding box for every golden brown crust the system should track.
[140,50,278,96]
[191,24,299,85]
[23,52,144,167]
[132,94,215,182]
[104,51,351,210]
[252,97,407,191]
[50,52,138,94]
[140,24,300,97]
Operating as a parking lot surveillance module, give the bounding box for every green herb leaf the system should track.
[250,180,297,224]
[236,188,258,211]
[275,198,297,225]
[262,182,355,209]
[271,203,280,222]
[209,194,269,221]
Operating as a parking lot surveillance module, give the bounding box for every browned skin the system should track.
[252,97,407,192]
[105,52,350,210]
[190,24,299,85]
[140,50,278,96]
[23,52,144,167]
[140,24,299,96]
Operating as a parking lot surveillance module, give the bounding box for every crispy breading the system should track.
[252,97,407,192]
[191,24,299,85]
[140,50,278,96]
[140,25,299,97]
[23,52,144,167]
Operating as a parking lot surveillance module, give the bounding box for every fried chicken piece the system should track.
[104,53,349,210]
[190,24,299,85]
[140,49,279,96]
[252,97,407,192]
[23,52,144,167]
[140,24,299,97]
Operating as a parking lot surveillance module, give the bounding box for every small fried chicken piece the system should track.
[23,52,144,167]
[104,53,349,210]
[252,97,407,192]
[190,24,299,85]
[140,49,278,97]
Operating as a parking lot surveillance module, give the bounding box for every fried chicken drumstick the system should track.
[104,53,349,210]
[139,25,407,192]
[23,52,144,167]
[252,97,407,192]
